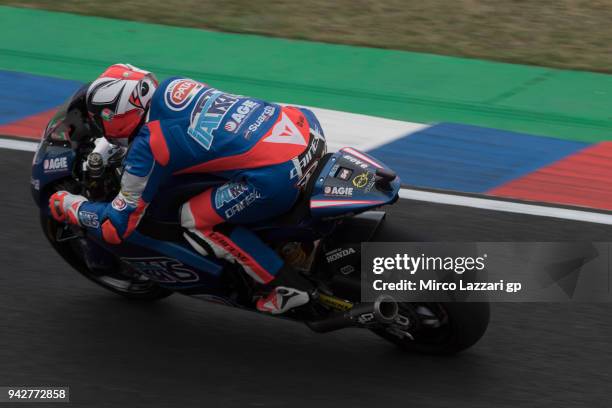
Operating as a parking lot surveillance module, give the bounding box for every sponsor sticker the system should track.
[225,190,261,218]
[79,211,100,228]
[263,112,307,146]
[336,167,353,181]
[325,247,357,263]
[352,172,371,188]
[328,164,340,178]
[228,100,259,131]
[164,79,204,111]
[364,177,377,193]
[188,90,239,150]
[111,196,127,211]
[343,154,369,169]
[43,156,69,173]
[214,182,249,209]
[289,133,323,181]
[247,105,276,135]
[101,108,114,121]
[30,177,40,190]
[121,257,199,283]
[324,186,354,196]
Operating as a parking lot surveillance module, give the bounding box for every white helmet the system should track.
[86,63,158,144]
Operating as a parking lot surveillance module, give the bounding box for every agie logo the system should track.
[165,79,204,111]
[43,157,68,173]
[324,186,354,196]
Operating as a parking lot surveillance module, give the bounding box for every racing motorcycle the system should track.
[31,93,489,354]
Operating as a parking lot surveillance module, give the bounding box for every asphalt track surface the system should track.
[1,147,611,408]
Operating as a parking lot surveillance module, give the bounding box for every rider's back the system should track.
[145,77,307,177]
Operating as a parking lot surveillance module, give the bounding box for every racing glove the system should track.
[49,191,88,226]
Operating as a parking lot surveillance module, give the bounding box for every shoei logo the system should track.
[43,157,68,173]
[165,79,203,111]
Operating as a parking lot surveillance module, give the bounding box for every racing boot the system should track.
[256,265,316,315]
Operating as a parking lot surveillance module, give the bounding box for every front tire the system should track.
[369,218,490,354]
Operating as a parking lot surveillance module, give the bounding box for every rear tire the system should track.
[372,301,490,354]
[41,213,173,301]
[369,218,490,354]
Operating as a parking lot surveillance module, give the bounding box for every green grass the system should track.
[3,0,612,73]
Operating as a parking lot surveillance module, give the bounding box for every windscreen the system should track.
[43,98,73,142]
[43,83,92,143]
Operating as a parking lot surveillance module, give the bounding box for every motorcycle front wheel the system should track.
[41,213,173,301]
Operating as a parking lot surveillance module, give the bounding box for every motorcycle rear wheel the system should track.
[369,218,490,354]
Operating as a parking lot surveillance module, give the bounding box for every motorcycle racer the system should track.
[49,63,327,314]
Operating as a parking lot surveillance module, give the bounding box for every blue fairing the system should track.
[31,141,76,208]
[83,230,231,294]
[309,148,400,219]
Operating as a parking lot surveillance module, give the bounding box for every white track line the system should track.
[3,138,612,225]
[306,106,429,153]
[0,138,38,152]
[399,188,612,225]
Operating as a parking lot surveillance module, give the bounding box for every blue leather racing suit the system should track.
[77,77,326,283]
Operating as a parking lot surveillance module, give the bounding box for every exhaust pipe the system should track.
[307,295,398,333]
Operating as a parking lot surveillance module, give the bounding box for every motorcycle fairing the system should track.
[31,130,397,298]
[309,148,400,219]
[85,229,230,293]
[31,141,75,206]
